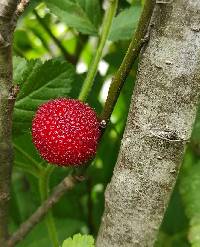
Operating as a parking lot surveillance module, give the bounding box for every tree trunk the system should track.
[97,1,200,246]
[0,1,18,246]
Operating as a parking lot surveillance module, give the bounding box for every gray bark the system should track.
[97,1,200,246]
[0,0,18,245]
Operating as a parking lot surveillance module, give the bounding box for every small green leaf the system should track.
[45,0,101,35]
[62,234,94,247]
[109,5,142,41]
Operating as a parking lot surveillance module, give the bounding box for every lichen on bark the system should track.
[97,1,200,246]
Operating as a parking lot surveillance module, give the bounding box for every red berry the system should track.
[32,98,101,166]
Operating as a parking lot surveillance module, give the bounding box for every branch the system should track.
[96,0,200,246]
[101,0,156,124]
[0,1,21,246]
[7,175,84,247]
[33,9,77,65]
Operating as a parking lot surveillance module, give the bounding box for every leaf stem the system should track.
[39,166,59,247]
[101,0,156,123]
[78,0,118,101]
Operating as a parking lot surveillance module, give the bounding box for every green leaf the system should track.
[180,160,200,247]
[180,164,200,219]
[13,133,43,174]
[13,57,83,135]
[80,0,102,29]
[14,30,33,54]
[44,0,101,35]
[62,234,94,247]
[155,183,189,247]
[12,171,39,224]
[13,56,28,85]
[109,5,142,41]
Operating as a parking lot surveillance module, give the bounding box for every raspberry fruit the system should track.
[32,98,101,166]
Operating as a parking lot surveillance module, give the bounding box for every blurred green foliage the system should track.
[10,0,200,246]
[62,234,94,247]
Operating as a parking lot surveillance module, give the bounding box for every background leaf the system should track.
[62,234,94,247]
[44,0,102,35]
[109,5,142,41]
[180,156,200,247]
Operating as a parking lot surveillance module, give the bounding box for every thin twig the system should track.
[33,9,77,64]
[101,0,156,124]
[7,175,84,247]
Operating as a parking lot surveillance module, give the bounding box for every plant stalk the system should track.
[78,0,118,101]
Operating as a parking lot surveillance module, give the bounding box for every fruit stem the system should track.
[39,166,59,247]
[78,0,118,101]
